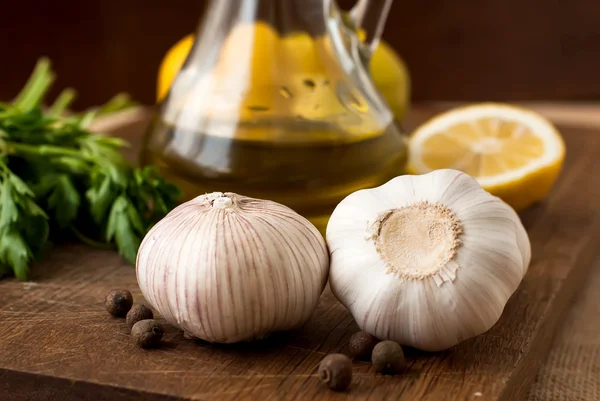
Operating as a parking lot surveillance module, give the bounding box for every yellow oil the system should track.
[141,119,407,233]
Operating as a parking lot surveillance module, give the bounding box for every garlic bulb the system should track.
[326,169,531,351]
[136,192,329,343]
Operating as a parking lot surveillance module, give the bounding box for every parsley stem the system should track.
[9,142,95,162]
[12,58,55,111]
[49,88,77,117]
[96,93,136,116]
[70,226,113,250]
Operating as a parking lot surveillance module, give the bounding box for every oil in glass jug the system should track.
[142,0,407,232]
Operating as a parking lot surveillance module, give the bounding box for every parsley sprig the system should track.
[0,58,181,280]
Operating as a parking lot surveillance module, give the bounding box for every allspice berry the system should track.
[131,319,163,348]
[104,289,133,317]
[348,331,378,359]
[371,340,406,374]
[126,304,154,328]
[318,353,352,392]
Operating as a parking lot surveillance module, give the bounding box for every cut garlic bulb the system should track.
[326,169,531,351]
[136,192,329,343]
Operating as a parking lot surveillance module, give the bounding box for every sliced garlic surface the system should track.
[326,169,530,351]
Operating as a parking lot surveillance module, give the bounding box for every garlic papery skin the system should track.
[326,169,531,351]
[136,192,329,343]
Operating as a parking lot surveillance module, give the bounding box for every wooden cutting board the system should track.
[1,107,599,401]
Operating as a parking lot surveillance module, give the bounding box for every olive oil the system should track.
[141,119,407,232]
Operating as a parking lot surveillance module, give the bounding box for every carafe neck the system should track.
[200,0,331,37]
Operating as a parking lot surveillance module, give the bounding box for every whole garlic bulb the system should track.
[136,192,329,343]
[326,169,531,351]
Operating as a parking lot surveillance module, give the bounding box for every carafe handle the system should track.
[349,0,393,55]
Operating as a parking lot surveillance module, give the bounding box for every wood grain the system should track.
[1,109,599,400]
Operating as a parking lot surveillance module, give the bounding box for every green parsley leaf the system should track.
[0,231,32,281]
[106,195,141,263]
[0,180,19,230]
[0,161,50,278]
[46,175,80,228]
[86,174,115,224]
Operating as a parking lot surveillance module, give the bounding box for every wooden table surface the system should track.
[1,104,600,401]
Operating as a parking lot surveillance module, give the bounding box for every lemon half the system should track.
[408,103,566,211]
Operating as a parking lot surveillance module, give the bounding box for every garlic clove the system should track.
[326,169,530,351]
[501,198,532,275]
[432,173,530,268]
[136,192,329,343]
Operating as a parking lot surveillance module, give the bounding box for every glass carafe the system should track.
[142,0,407,232]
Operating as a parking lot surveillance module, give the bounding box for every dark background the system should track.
[2,0,599,108]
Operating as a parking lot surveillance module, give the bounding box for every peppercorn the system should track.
[318,353,352,392]
[104,289,133,317]
[348,331,378,359]
[131,319,163,348]
[371,340,406,374]
[126,304,154,329]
